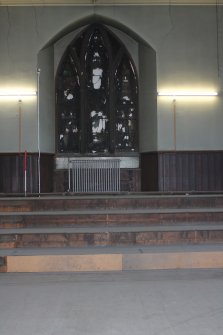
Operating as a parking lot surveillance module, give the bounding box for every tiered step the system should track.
[1,193,223,272]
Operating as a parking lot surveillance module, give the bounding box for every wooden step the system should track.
[1,224,223,248]
[1,244,223,272]
[1,194,223,272]
[1,208,223,228]
[1,194,223,212]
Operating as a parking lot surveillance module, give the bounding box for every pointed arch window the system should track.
[56,24,138,155]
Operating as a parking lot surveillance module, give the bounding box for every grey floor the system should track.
[0,270,223,335]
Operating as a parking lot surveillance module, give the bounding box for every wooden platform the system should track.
[1,193,223,272]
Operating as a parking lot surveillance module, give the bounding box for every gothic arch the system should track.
[37,17,157,191]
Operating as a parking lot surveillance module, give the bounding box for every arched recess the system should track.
[37,16,157,192]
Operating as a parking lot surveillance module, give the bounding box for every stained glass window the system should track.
[115,56,138,152]
[56,24,138,154]
[56,52,81,153]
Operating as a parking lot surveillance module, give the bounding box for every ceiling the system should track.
[0,0,222,6]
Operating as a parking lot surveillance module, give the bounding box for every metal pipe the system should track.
[37,68,41,195]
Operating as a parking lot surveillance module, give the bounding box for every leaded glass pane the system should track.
[56,55,80,153]
[85,28,110,153]
[115,56,138,152]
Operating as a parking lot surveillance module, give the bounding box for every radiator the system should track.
[68,159,120,193]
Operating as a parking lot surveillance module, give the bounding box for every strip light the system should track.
[158,91,218,97]
[0,91,37,97]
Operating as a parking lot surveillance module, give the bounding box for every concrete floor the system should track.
[0,270,223,335]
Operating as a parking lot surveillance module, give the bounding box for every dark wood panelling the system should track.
[39,154,54,193]
[141,152,158,191]
[141,151,223,192]
[3,151,223,194]
[0,153,54,194]
[120,169,141,192]
[158,151,223,192]
[53,170,69,193]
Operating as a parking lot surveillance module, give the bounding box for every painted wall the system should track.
[0,5,222,152]
[38,46,55,153]
[156,6,222,150]
[139,43,157,152]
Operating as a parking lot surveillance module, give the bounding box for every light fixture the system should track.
[0,90,36,97]
[158,91,218,97]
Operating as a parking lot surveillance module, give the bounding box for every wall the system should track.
[139,42,157,152]
[38,46,55,153]
[0,5,222,153]
[156,6,221,150]
[0,5,223,192]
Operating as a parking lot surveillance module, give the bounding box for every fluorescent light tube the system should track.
[158,91,218,96]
